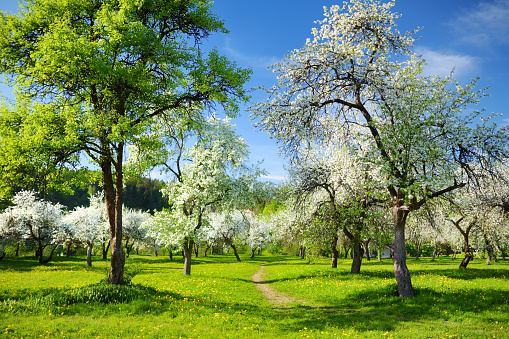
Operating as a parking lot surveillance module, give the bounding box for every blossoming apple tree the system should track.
[63,204,105,267]
[0,191,64,264]
[139,116,267,275]
[250,0,509,297]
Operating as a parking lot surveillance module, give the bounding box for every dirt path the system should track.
[251,264,304,307]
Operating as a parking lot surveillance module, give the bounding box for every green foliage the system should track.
[0,0,251,282]
[0,283,160,315]
[50,283,159,305]
[123,178,169,212]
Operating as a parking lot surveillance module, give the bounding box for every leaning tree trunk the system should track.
[204,243,211,257]
[392,206,415,298]
[125,238,134,258]
[86,243,93,267]
[231,244,241,262]
[459,235,473,269]
[183,239,193,275]
[343,246,351,259]
[41,244,59,264]
[104,147,126,285]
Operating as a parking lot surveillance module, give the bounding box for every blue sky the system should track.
[1,0,508,182]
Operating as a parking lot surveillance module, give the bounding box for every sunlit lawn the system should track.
[1,252,508,338]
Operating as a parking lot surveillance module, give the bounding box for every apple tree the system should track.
[250,0,509,297]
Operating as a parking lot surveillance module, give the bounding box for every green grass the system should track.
[1,253,508,338]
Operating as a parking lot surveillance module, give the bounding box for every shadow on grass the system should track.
[250,283,509,335]
[0,255,110,272]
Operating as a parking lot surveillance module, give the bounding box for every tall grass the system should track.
[1,253,508,338]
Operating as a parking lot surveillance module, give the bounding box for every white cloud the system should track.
[450,0,509,46]
[260,174,286,182]
[415,47,479,79]
[223,38,280,70]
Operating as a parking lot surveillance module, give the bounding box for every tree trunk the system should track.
[231,244,241,262]
[37,237,44,263]
[86,244,93,267]
[331,245,338,268]
[183,239,193,275]
[363,239,370,261]
[204,244,211,257]
[194,242,199,258]
[0,247,5,261]
[169,249,173,261]
[102,241,110,260]
[250,248,255,259]
[15,242,19,257]
[299,246,305,259]
[66,243,72,257]
[377,248,382,262]
[351,241,364,274]
[452,250,457,260]
[460,252,473,268]
[415,241,421,260]
[343,246,350,259]
[432,242,437,260]
[459,235,473,269]
[392,205,414,298]
[125,238,133,258]
[484,234,496,265]
[41,244,58,264]
[331,233,339,268]
[104,146,126,285]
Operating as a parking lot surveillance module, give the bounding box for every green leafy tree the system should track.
[0,0,250,283]
[250,1,509,297]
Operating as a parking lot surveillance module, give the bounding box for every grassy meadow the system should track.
[0,252,508,338]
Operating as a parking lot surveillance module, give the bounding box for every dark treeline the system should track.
[47,176,169,213]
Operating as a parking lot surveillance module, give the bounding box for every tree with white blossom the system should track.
[0,191,64,264]
[140,116,266,275]
[245,213,271,259]
[63,205,105,267]
[250,0,509,297]
[205,209,250,262]
[288,143,387,272]
[122,208,150,258]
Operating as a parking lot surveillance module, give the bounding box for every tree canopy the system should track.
[250,0,509,297]
[0,0,251,284]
